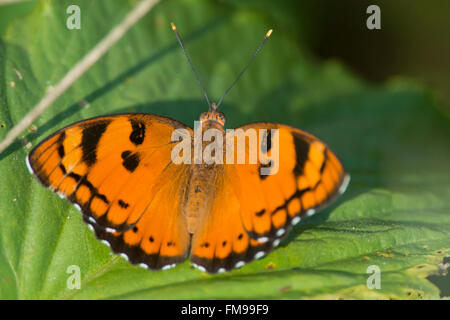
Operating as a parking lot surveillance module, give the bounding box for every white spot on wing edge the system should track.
[235,261,245,268]
[25,155,33,174]
[257,237,269,243]
[119,253,129,261]
[217,268,226,274]
[273,239,280,247]
[87,224,95,232]
[276,228,285,237]
[73,203,81,212]
[100,240,111,248]
[339,174,350,194]
[105,227,115,233]
[192,263,206,272]
[139,263,149,269]
[291,216,301,225]
[306,208,315,217]
[162,263,176,271]
[255,251,265,259]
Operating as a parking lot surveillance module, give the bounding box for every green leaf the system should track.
[0,0,449,300]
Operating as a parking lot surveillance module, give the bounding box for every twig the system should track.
[0,0,160,154]
[0,0,34,5]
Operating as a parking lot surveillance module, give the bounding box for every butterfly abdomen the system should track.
[183,118,226,234]
[185,164,222,234]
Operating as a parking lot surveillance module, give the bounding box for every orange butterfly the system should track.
[27,24,349,274]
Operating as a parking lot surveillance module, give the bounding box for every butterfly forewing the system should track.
[28,114,193,270]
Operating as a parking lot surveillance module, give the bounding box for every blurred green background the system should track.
[0,0,448,299]
[225,0,450,117]
[1,0,449,119]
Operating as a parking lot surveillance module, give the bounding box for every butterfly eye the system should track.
[200,111,225,126]
[217,112,226,125]
[200,112,208,122]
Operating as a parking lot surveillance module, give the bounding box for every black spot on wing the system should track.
[293,134,310,176]
[255,209,266,217]
[57,132,67,174]
[118,199,130,208]
[57,139,65,159]
[94,193,109,205]
[81,121,110,166]
[129,119,146,145]
[121,150,140,172]
[319,149,328,173]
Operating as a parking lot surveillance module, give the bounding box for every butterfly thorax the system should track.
[184,109,226,234]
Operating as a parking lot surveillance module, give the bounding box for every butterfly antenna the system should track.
[216,29,273,109]
[171,22,211,108]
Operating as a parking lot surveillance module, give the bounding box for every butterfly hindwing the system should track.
[86,163,191,270]
[225,123,349,244]
[190,169,274,273]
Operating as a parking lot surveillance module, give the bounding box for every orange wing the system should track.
[190,167,274,273]
[27,114,192,269]
[190,123,348,273]
[226,122,349,245]
[88,163,191,269]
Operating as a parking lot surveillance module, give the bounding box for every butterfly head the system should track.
[200,103,226,126]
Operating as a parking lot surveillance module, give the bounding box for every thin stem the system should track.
[0,0,160,154]
[0,0,33,5]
